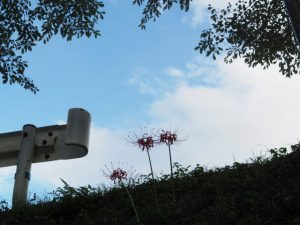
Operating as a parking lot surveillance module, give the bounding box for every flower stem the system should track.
[146,149,160,212]
[146,148,155,181]
[123,184,141,225]
[168,144,176,208]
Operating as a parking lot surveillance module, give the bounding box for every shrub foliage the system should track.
[1,143,300,225]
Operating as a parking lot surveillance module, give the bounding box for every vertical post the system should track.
[12,124,36,208]
[283,0,300,46]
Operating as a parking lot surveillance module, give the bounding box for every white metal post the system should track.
[12,124,37,208]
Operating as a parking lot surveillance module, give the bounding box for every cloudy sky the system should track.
[1,0,300,205]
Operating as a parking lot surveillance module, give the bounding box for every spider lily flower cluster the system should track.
[127,128,183,211]
[103,128,184,220]
[159,130,179,207]
[103,163,135,186]
[103,165,141,225]
[109,168,127,183]
[159,130,177,145]
[128,129,180,150]
[137,135,154,151]
[128,131,157,185]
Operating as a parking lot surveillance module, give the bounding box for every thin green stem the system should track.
[168,144,176,208]
[146,149,155,181]
[146,148,160,212]
[123,184,141,225]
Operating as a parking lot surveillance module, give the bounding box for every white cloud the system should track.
[149,58,300,167]
[164,57,222,87]
[55,120,66,125]
[165,67,185,78]
[0,168,14,201]
[129,58,222,97]
[128,67,158,95]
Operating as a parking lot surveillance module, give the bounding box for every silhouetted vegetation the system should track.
[1,143,300,225]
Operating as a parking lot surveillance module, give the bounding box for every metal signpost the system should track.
[0,108,91,208]
[284,0,300,46]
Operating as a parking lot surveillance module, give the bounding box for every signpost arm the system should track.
[12,124,36,208]
[0,108,90,208]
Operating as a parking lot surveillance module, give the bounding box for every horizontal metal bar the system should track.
[0,125,68,167]
[0,108,91,168]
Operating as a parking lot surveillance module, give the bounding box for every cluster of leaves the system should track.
[134,0,300,77]
[1,143,300,224]
[49,179,100,201]
[133,0,192,29]
[196,0,300,77]
[0,0,104,93]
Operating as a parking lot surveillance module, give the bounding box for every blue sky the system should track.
[0,0,201,130]
[2,0,300,205]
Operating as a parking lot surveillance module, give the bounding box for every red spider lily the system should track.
[159,130,177,145]
[103,164,133,184]
[159,129,182,208]
[110,168,128,182]
[128,128,157,151]
[137,135,154,150]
